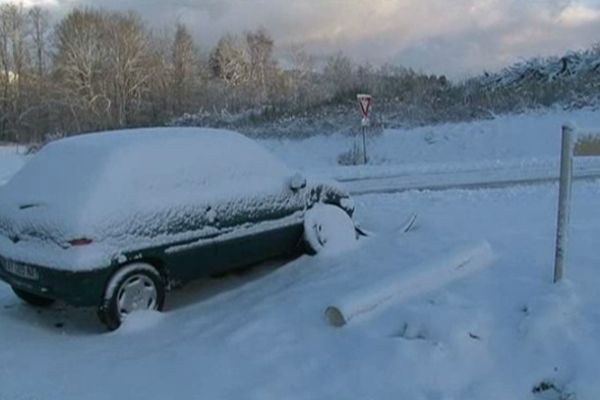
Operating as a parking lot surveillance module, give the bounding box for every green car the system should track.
[0,128,356,330]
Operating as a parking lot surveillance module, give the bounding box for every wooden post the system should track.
[553,125,574,283]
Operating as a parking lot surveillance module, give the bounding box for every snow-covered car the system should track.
[0,128,356,330]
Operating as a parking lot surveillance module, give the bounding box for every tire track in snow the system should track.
[340,163,600,195]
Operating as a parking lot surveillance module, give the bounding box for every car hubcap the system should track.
[116,274,158,319]
[315,223,327,246]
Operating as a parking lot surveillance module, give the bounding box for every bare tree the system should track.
[323,52,355,99]
[53,8,110,131]
[54,9,153,130]
[209,34,248,87]
[245,28,274,103]
[286,43,322,108]
[27,6,51,140]
[104,11,152,127]
[145,28,174,123]
[0,3,31,141]
[29,6,48,78]
[171,23,198,115]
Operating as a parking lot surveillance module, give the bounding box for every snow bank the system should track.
[115,310,164,334]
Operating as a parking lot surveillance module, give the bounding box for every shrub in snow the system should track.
[337,142,365,166]
[532,381,575,400]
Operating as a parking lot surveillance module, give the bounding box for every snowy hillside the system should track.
[262,108,600,176]
[480,49,600,89]
[1,110,600,399]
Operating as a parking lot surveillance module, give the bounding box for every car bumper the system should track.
[0,256,111,307]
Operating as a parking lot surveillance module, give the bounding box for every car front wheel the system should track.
[12,287,55,307]
[98,263,165,331]
[303,204,358,255]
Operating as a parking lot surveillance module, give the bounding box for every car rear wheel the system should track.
[11,287,55,307]
[98,263,165,331]
[303,204,358,255]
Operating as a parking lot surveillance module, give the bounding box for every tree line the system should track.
[0,3,466,142]
[1,3,597,143]
[0,4,282,141]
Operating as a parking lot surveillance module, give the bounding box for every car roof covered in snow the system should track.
[0,127,291,228]
[3,127,289,202]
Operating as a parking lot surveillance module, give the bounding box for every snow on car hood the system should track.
[0,127,303,270]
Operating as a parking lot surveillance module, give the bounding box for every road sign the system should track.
[357,94,372,119]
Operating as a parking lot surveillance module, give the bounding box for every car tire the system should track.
[12,287,55,307]
[98,263,165,331]
[303,204,357,255]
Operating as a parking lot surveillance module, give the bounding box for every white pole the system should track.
[553,125,574,283]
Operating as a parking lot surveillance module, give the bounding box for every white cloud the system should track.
[6,0,600,77]
[0,0,59,6]
[558,3,600,26]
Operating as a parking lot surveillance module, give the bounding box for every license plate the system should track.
[3,260,39,280]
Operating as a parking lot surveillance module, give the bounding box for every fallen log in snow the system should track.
[325,240,495,327]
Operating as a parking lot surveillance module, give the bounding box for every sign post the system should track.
[357,94,372,165]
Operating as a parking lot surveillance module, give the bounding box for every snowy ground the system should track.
[1,182,599,400]
[1,109,600,399]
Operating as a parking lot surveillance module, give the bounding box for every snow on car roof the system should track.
[3,127,290,208]
[0,128,295,270]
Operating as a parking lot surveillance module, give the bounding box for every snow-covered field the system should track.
[1,183,599,400]
[263,108,600,178]
[1,109,600,399]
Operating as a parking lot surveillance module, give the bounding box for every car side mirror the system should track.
[290,173,307,191]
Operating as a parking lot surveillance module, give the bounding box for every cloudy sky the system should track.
[7,0,600,77]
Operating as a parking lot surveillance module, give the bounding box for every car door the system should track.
[154,204,222,283]
[209,178,308,274]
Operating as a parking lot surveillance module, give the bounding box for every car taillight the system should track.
[68,238,93,246]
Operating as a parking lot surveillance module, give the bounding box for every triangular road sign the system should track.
[357,94,372,118]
